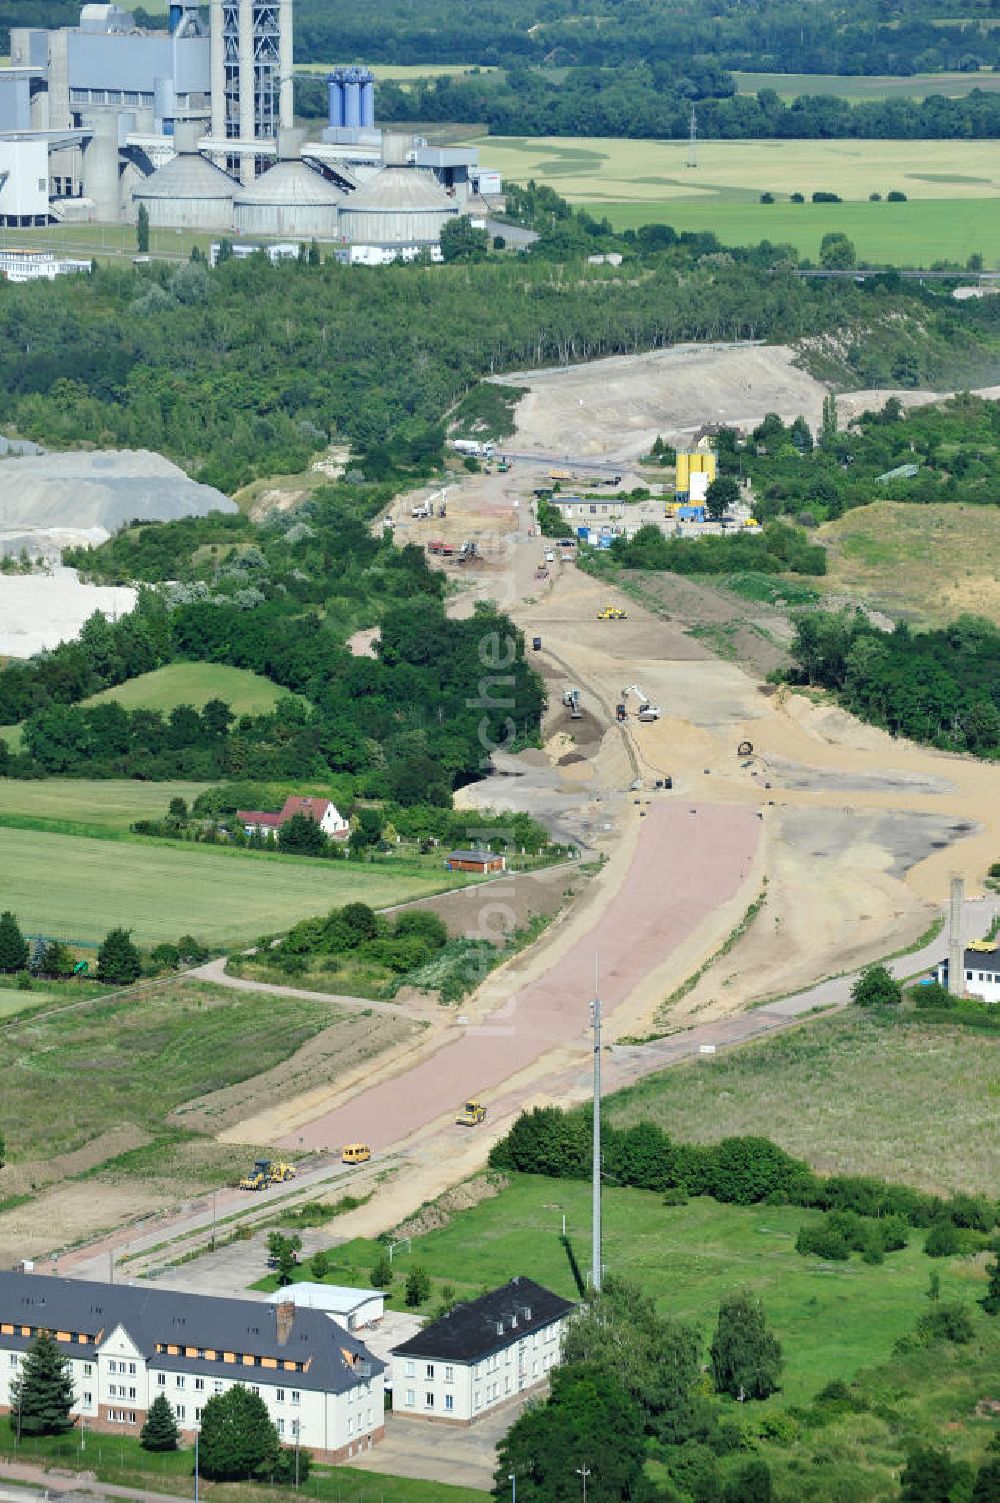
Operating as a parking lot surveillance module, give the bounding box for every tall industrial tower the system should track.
[210,0,293,183]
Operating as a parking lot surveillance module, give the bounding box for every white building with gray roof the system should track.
[0,1272,383,1463]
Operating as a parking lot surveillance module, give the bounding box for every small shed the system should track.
[266,1282,384,1331]
[445,849,505,874]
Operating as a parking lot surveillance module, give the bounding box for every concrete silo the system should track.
[340,166,457,256]
[234,156,343,238]
[133,122,238,228]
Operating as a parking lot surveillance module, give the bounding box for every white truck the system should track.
[450,439,495,460]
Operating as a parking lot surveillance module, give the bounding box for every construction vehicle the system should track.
[622,684,663,722]
[456,540,479,563]
[342,1143,372,1164]
[239,1159,273,1191]
[597,605,628,620]
[268,1162,297,1184]
[562,687,583,720]
[426,539,454,556]
[411,500,432,519]
[455,1099,487,1126]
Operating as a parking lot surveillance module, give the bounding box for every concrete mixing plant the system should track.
[208,0,293,181]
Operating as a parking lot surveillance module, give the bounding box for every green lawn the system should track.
[587,196,1000,266]
[273,1173,986,1410]
[0,1425,486,1503]
[607,1009,1000,1196]
[0,778,214,831]
[0,824,469,945]
[83,664,292,717]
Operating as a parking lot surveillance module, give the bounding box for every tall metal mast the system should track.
[687,104,698,169]
[591,961,602,1292]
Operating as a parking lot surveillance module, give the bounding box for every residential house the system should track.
[935,945,1000,1003]
[237,796,349,841]
[0,1273,383,1463]
[389,1277,574,1424]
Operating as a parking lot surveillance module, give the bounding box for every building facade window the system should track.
[445,1394,454,1412]
[195,1378,204,1391]
[277,1418,285,1436]
[291,1390,300,1406]
[405,1390,415,1408]
[404,1361,415,1378]
[425,1392,434,1408]
[276,1389,285,1402]
[425,1364,434,1379]
[157,1374,166,1387]
[444,1365,453,1382]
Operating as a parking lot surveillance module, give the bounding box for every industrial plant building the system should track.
[0,2,502,259]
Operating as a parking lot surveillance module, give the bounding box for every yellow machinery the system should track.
[968,940,998,953]
[597,605,627,620]
[269,1162,297,1184]
[675,451,717,495]
[239,1159,272,1191]
[456,1100,487,1126]
[342,1143,372,1164]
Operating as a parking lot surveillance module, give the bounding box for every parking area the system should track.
[351,1389,545,1491]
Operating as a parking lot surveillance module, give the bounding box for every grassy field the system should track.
[0,778,214,831]
[734,68,1000,100]
[271,1173,988,1410]
[475,134,1000,264]
[819,500,1000,627]
[608,1008,1000,1196]
[84,663,292,716]
[0,825,470,945]
[0,979,336,1163]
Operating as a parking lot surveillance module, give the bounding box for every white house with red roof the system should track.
[237,795,349,841]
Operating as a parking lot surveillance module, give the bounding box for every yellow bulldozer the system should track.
[269,1162,297,1183]
[455,1099,487,1127]
[596,605,627,620]
[239,1159,297,1191]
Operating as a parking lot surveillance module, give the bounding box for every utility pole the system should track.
[194,1427,199,1503]
[687,104,698,169]
[576,1466,591,1503]
[591,962,602,1293]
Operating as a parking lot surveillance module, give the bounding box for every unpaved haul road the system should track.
[278,799,760,1153]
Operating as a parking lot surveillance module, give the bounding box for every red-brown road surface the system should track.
[281,800,760,1153]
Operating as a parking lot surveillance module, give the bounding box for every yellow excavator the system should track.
[455,1100,487,1126]
[596,605,627,620]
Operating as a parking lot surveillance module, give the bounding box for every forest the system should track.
[1,241,997,496]
[372,70,1000,142]
[0,494,544,791]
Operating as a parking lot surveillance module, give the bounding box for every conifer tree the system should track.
[198,1386,279,1481]
[96,927,142,985]
[141,1393,180,1452]
[10,1331,75,1436]
[0,911,28,974]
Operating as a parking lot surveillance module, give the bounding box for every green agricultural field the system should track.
[734,69,1000,100]
[0,825,470,945]
[84,663,292,716]
[608,1009,1000,1196]
[266,1173,987,1409]
[477,133,1000,265]
[0,778,214,832]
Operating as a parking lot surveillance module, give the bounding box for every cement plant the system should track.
[0,1,504,264]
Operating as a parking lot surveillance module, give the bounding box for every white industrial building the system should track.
[0,1272,384,1463]
[935,945,1000,1003]
[266,1284,385,1332]
[0,1,503,256]
[389,1278,574,1424]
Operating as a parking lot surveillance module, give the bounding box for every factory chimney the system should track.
[948,874,964,998]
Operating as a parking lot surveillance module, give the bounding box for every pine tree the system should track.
[96,928,142,985]
[0,911,28,974]
[981,1255,1000,1316]
[141,1393,180,1451]
[10,1331,75,1436]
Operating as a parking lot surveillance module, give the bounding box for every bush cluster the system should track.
[490,1108,1000,1251]
[273,901,448,977]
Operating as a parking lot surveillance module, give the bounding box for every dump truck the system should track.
[456,1100,487,1126]
[562,687,582,720]
[597,605,628,620]
[239,1159,272,1191]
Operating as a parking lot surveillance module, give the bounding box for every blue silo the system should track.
[327,72,345,128]
[359,67,375,127]
[343,68,361,128]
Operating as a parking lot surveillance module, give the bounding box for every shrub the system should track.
[702,1136,805,1206]
[812,191,842,203]
[795,1220,850,1261]
[851,962,901,1008]
[912,980,955,1009]
[760,192,775,204]
[790,192,804,203]
[945,1193,995,1232]
[393,909,448,949]
[370,1255,393,1289]
[405,1266,432,1307]
[887,190,908,201]
[915,1302,975,1345]
[925,1220,962,1258]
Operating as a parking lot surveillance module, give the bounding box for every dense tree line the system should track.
[377,70,1000,142]
[787,610,1000,756]
[281,0,998,76]
[605,519,827,576]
